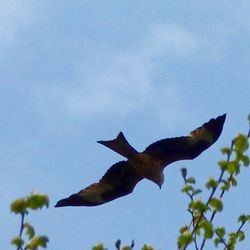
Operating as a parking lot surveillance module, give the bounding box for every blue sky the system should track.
[1,1,250,249]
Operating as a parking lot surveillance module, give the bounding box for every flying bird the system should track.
[55,114,226,207]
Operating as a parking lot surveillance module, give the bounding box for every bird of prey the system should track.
[55,114,226,207]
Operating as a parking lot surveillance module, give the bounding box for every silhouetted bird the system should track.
[55,114,226,207]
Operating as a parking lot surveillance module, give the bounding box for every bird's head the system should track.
[151,172,164,189]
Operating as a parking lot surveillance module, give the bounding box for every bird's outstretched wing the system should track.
[144,114,226,168]
[55,161,142,207]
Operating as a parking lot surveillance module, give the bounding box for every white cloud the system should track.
[0,1,35,53]
[33,24,198,125]
[66,55,153,117]
[142,24,198,59]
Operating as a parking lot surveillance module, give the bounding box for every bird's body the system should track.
[129,152,164,187]
[55,114,226,207]
[98,131,164,188]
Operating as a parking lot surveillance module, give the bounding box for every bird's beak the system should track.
[158,184,162,189]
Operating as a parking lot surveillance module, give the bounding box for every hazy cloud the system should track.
[0,1,36,53]
[142,24,198,59]
[33,24,197,124]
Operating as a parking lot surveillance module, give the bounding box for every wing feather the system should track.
[144,114,226,168]
[55,161,142,207]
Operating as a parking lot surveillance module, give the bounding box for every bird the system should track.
[55,114,226,207]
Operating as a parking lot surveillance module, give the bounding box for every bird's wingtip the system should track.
[220,113,227,119]
[54,197,70,208]
[216,113,227,126]
[117,131,124,137]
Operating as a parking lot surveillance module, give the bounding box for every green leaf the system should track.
[237,231,245,241]
[221,180,230,191]
[181,185,194,193]
[186,177,196,184]
[11,236,24,248]
[209,198,223,212]
[92,243,106,250]
[27,193,49,210]
[177,231,193,248]
[200,221,214,239]
[215,227,226,238]
[238,215,247,223]
[192,189,202,196]
[218,160,228,170]
[238,214,250,223]
[27,235,49,249]
[122,247,132,250]
[179,225,189,234]
[230,176,238,186]
[25,222,35,239]
[11,198,28,214]
[241,155,250,167]
[214,237,221,247]
[221,147,232,156]
[206,177,218,189]
[234,134,249,153]
[227,161,240,174]
[228,232,237,249]
[11,193,49,213]
[141,245,155,250]
[189,199,208,213]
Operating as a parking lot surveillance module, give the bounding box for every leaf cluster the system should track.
[178,115,250,250]
[11,193,49,250]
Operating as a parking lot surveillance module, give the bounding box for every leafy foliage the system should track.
[11,192,49,250]
[92,243,107,250]
[178,114,250,250]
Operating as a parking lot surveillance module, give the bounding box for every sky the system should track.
[1,1,250,249]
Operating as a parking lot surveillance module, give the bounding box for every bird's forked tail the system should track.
[97,132,138,159]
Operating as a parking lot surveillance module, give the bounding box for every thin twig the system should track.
[235,221,246,237]
[17,212,25,250]
[194,234,199,250]
[200,142,234,250]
